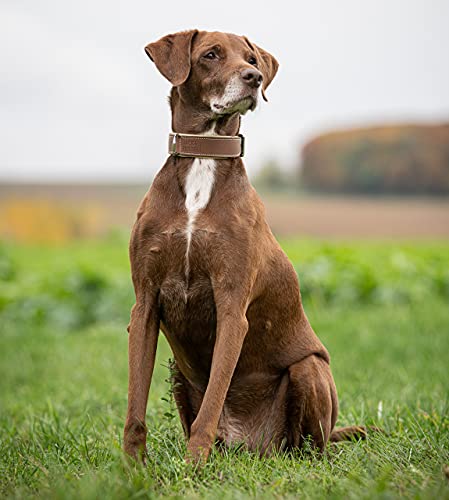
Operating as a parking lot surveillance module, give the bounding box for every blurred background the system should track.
[1,0,449,334]
[1,0,449,336]
[1,0,449,242]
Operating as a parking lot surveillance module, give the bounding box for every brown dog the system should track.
[124,30,364,463]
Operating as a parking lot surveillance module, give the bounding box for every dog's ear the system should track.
[144,30,198,86]
[244,37,279,102]
[254,44,279,102]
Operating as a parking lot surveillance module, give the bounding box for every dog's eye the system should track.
[204,51,217,60]
[248,56,258,66]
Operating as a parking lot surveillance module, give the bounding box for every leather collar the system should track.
[168,133,245,159]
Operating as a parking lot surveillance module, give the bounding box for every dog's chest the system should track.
[183,158,216,277]
[158,158,218,336]
[184,158,216,214]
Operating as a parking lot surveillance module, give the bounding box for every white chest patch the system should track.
[184,158,216,282]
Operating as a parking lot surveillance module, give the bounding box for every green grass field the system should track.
[1,237,448,499]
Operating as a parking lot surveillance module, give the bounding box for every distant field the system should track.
[0,237,448,498]
[1,183,448,241]
[265,195,449,238]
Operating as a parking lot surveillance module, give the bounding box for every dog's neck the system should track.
[167,88,246,216]
[169,88,241,136]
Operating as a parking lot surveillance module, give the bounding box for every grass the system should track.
[0,238,448,498]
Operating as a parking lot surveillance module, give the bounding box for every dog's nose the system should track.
[240,68,263,89]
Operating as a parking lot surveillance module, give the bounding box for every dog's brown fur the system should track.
[124,30,365,463]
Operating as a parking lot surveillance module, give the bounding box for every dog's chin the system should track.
[212,96,257,116]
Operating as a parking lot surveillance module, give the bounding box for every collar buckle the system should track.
[238,134,245,157]
[170,133,180,156]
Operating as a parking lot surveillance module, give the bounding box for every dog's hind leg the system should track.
[330,426,367,441]
[330,425,384,442]
[286,354,338,451]
[170,362,202,439]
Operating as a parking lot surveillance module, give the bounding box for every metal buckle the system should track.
[239,134,245,157]
[169,133,179,155]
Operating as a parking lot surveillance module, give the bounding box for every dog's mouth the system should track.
[211,95,257,116]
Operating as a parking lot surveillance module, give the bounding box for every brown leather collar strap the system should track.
[168,133,245,159]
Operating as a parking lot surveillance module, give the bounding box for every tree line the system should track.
[299,123,449,195]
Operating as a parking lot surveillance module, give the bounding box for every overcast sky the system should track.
[1,0,449,182]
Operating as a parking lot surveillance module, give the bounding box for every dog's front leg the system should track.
[186,305,248,464]
[124,297,160,462]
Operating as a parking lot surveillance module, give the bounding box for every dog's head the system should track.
[145,30,278,116]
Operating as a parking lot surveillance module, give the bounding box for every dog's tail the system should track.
[330,425,382,442]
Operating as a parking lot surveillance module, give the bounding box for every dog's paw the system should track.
[185,439,211,466]
[123,441,148,464]
[123,419,148,464]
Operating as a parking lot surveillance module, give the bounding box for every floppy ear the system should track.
[144,30,198,86]
[253,43,279,102]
